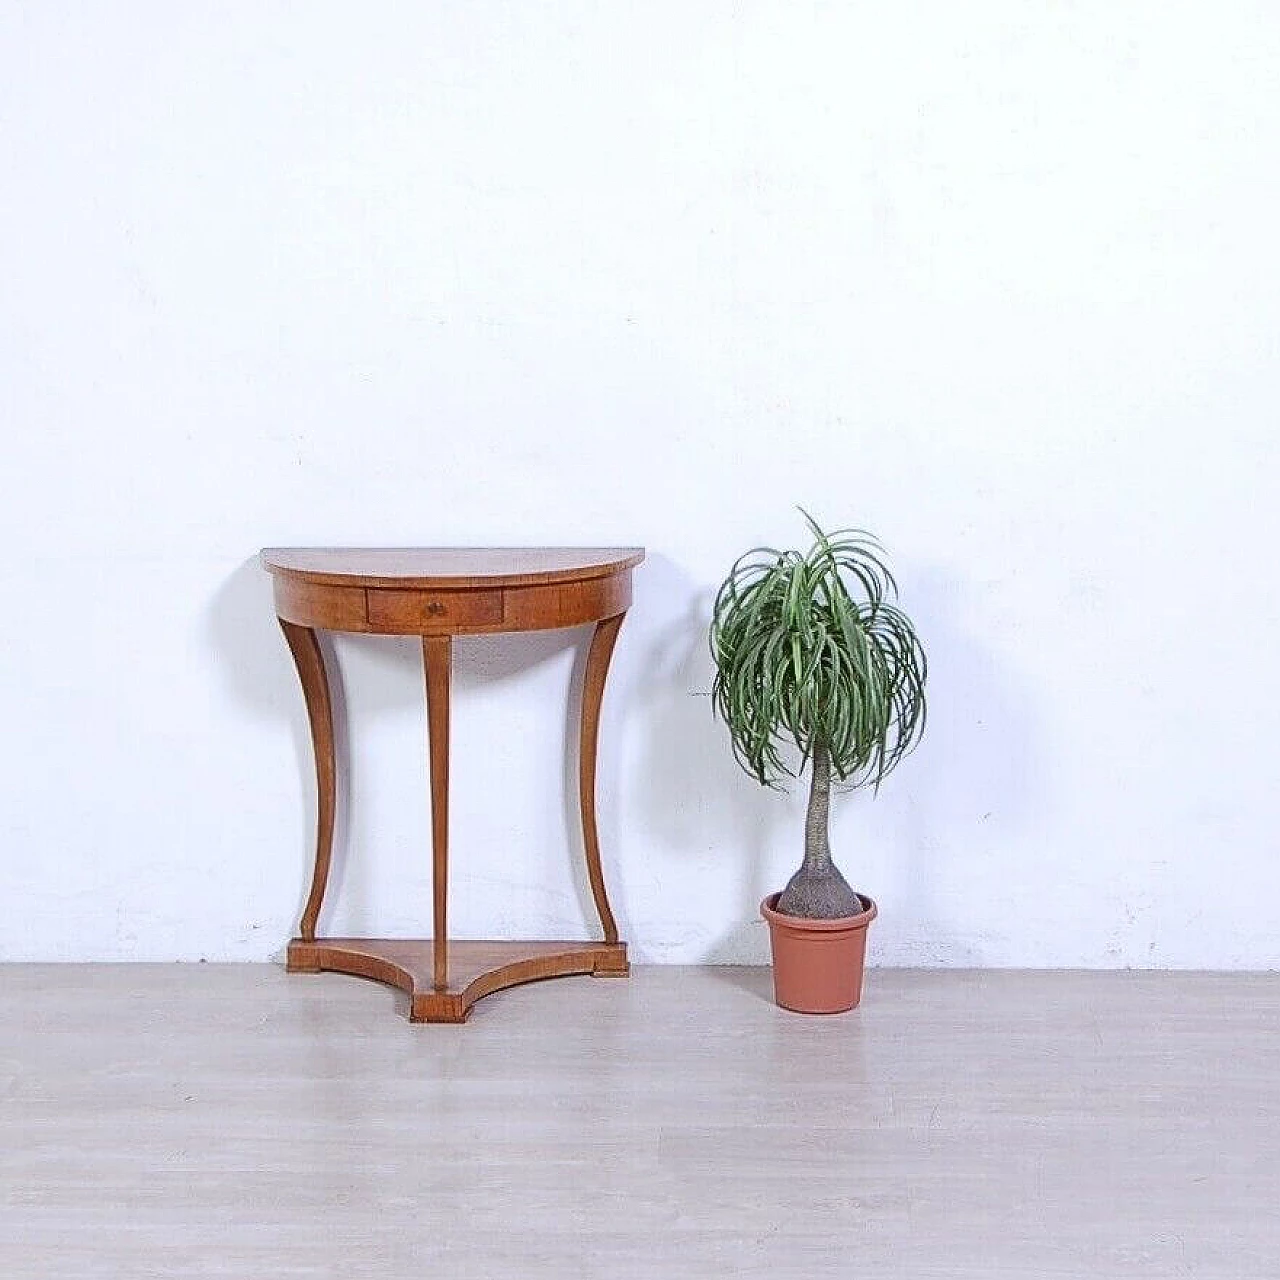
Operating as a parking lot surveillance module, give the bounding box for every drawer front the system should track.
[366,587,504,633]
[502,572,632,631]
[274,577,369,631]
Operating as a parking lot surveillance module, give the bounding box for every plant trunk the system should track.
[774,741,864,919]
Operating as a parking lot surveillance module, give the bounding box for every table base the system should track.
[287,937,629,1023]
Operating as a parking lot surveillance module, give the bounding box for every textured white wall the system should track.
[3,3,1278,966]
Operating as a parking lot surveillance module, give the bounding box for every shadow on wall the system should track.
[206,558,329,955]
[206,558,350,952]
[632,553,793,966]
[206,555,610,948]
[631,555,1045,970]
[875,564,1045,968]
[451,624,603,942]
[206,552,1043,971]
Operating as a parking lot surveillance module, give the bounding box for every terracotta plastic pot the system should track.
[760,891,877,1014]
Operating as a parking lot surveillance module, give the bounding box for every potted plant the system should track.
[710,513,927,1013]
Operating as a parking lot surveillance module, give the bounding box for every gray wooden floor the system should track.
[2,965,1277,1278]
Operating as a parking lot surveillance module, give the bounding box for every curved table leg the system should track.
[579,612,626,945]
[422,635,452,990]
[279,619,336,942]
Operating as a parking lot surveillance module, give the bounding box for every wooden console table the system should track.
[261,547,644,1023]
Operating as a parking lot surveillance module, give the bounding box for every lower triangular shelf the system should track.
[287,937,628,1023]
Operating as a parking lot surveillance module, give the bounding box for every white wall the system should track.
[2,2,1278,967]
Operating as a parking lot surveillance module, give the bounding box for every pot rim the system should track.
[760,890,877,931]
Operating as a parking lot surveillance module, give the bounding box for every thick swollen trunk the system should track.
[775,741,863,919]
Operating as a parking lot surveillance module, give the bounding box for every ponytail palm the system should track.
[710,514,927,917]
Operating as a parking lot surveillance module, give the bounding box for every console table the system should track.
[261,546,644,1023]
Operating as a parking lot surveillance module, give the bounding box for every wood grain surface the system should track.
[267,546,642,1021]
[261,546,645,588]
[268,550,639,637]
[286,938,629,1023]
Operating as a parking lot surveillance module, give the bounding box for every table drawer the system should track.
[274,577,368,631]
[366,588,504,632]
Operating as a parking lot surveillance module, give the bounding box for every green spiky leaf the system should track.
[709,511,927,789]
